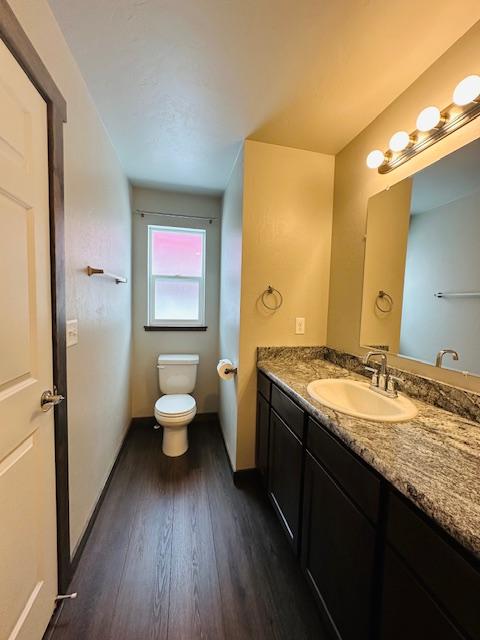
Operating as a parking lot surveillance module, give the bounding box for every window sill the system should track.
[144,325,208,332]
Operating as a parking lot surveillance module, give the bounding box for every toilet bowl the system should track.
[154,354,199,457]
[154,394,197,457]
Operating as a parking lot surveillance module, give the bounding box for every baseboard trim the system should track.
[233,468,258,486]
[131,416,157,428]
[70,421,132,576]
[214,418,258,485]
[194,412,219,423]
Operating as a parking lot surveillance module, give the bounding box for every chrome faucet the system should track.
[364,351,401,398]
[435,349,459,368]
[365,350,387,376]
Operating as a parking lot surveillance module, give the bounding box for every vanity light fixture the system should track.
[452,74,480,106]
[416,106,442,132]
[366,73,480,173]
[366,149,385,169]
[389,131,412,152]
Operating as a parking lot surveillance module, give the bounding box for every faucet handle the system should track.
[387,375,402,395]
[364,366,379,387]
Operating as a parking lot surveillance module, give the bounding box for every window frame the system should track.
[147,224,206,328]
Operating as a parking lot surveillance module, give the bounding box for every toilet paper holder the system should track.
[224,366,237,375]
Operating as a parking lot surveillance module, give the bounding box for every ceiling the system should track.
[412,136,480,213]
[48,0,480,193]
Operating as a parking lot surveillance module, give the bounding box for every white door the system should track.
[0,39,58,640]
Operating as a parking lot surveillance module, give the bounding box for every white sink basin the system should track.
[306,378,418,423]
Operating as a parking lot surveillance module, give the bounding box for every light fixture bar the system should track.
[367,74,480,174]
[377,101,480,174]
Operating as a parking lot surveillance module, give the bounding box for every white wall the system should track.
[10,0,132,553]
[219,150,244,468]
[400,189,480,374]
[131,187,221,417]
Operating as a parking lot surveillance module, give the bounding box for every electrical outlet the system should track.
[295,317,305,335]
[66,319,79,347]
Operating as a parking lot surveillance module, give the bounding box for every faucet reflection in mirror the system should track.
[366,74,480,173]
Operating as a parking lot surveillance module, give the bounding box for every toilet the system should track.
[154,354,199,457]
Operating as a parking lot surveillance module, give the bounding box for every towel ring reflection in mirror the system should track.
[261,285,283,311]
[375,290,393,314]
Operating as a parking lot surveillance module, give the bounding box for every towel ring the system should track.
[261,285,283,311]
[375,290,393,313]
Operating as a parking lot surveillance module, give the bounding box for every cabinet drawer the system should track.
[271,385,304,440]
[257,371,271,402]
[387,492,480,640]
[307,418,380,523]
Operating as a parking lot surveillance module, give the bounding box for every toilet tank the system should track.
[158,354,199,394]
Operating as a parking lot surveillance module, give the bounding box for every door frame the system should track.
[0,0,71,593]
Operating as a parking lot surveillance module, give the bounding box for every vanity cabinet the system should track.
[268,409,303,552]
[255,371,480,640]
[302,453,376,640]
[381,492,480,640]
[302,422,379,640]
[380,547,465,640]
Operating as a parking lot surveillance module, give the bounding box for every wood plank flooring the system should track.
[48,418,328,640]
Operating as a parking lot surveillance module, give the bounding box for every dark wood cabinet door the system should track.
[380,547,465,640]
[301,453,376,640]
[256,393,270,487]
[268,410,303,552]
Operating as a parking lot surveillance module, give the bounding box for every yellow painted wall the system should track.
[328,20,480,392]
[235,140,334,469]
[360,178,412,352]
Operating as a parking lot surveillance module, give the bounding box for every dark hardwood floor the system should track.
[47,418,328,640]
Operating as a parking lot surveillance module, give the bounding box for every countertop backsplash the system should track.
[257,345,480,425]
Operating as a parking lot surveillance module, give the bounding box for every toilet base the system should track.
[162,425,188,457]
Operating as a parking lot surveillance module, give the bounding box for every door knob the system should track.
[40,387,65,412]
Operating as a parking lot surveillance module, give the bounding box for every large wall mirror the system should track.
[360,137,480,376]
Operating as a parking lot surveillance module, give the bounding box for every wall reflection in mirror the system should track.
[361,137,480,376]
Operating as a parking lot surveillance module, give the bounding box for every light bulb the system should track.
[453,75,480,106]
[416,106,441,132]
[366,149,385,169]
[389,131,410,152]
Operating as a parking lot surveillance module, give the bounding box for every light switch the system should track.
[295,317,305,335]
[66,319,78,347]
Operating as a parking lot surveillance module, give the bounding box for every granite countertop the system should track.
[257,353,480,559]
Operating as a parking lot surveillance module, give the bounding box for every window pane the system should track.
[151,228,204,277]
[154,279,200,321]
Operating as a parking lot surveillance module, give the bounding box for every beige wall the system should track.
[236,140,334,469]
[131,187,221,417]
[328,19,480,392]
[360,178,412,352]
[10,0,132,552]
[219,150,244,467]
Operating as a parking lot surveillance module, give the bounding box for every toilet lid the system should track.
[155,394,196,417]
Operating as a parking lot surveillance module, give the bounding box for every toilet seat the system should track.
[155,394,196,418]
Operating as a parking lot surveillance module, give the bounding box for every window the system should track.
[147,225,206,327]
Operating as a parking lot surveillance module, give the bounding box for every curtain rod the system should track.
[135,208,219,223]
